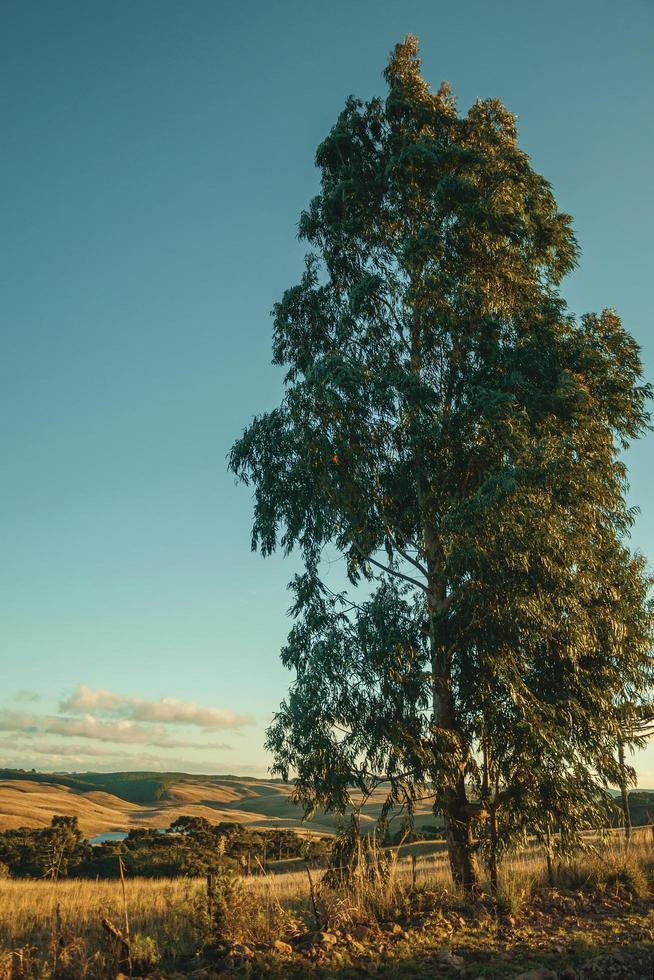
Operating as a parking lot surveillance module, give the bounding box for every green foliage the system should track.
[0,816,323,880]
[0,816,89,879]
[78,771,180,804]
[620,790,654,827]
[230,35,653,891]
[130,933,161,973]
[0,769,179,804]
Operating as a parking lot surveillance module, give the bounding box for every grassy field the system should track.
[1,831,653,977]
[0,772,443,837]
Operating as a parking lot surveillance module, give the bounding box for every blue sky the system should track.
[1,1,653,782]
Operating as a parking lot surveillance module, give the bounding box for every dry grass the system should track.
[0,828,652,976]
[0,876,204,959]
[0,777,442,836]
[0,777,303,836]
[244,830,654,938]
[0,781,141,835]
[1,831,649,944]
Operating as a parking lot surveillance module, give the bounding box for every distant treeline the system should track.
[0,814,448,880]
[0,816,334,879]
[615,792,654,829]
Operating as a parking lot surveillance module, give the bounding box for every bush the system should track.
[131,934,160,973]
[598,858,649,899]
[543,846,650,901]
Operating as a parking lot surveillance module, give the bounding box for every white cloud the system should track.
[60,685,123,712]
[0,734,36,753]
[0,710,39,734]
[0,685,254,770]
[28,742,113,758]
[61,683,254,730]
[130,699,250,728]
[0,709,231,751]
[0,736,256,775]
[45,714,230,749]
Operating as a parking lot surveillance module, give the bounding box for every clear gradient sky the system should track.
[1,1,653,782]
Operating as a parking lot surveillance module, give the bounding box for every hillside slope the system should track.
[0,770,439,837]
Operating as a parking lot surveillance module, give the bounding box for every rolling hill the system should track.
[0,769,440,837]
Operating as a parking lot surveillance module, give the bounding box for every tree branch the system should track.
[383,527,429,578]
[364,553,428,591]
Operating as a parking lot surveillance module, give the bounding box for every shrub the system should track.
[598,858,649,899]
[131,933,160,973]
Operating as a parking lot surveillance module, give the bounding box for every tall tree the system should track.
[230,37,652,892]
[37,816,86,879]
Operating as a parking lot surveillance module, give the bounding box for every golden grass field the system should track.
[1,832,653,978]
[0,849,454,953]
[0,841,509,950]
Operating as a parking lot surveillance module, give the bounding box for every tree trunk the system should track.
[618,741,632,843]
[424,533,480,896]
[488,801,499,897]
[443,778,480,894]
[545,819,554,887]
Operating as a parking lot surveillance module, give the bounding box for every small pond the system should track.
[88,828,171,844]
[88,832,129,844]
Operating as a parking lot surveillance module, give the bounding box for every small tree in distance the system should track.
[230,36,652,893]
